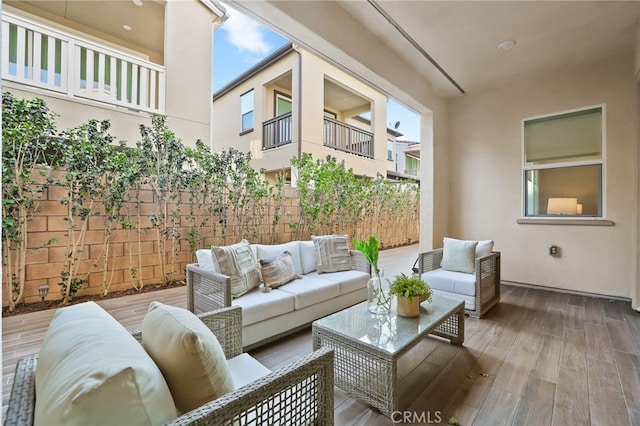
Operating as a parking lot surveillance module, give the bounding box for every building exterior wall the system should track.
[211,48,389,178]
[2,1,221,147]
[447,52,638,299]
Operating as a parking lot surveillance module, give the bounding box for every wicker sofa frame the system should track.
[418,248,501,318]
[4,306,335,426]
[186,249,369,350]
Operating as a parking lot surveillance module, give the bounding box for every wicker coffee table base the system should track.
[312,302,464,417]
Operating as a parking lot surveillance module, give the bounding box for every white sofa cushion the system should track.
[233,287,295,326]
[306,270,370,295]
[35,301,178,426]
[255,241,303,275]
[196,248,216,271]
[226,353,272,389]
[312,234,352,273]
[476,240,494,258]
[431,288,476,311]
[212,239,261,298]
[299,240,317,274]
[142,301,234,414]
[422,268,476,296]
[440,237,478,274]
[277,275,341,309]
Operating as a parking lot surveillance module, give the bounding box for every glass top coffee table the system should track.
[312,293,464,417]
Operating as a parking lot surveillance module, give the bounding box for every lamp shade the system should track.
[547,197,578,215]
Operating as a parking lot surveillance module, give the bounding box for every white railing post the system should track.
[2,11,165,114]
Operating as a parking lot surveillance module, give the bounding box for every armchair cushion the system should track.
[212,239,261,298]
[440,237,478,273]
[475,240,495,258]
[142,301,234,414]
[312,234,352,273]
[35,301,178,426]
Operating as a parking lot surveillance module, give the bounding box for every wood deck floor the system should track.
[3,244,640,425]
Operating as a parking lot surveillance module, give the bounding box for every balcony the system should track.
[2,12,165,114]
[404,168,419,176]
[323,117,373,158]
[262,112,292,149]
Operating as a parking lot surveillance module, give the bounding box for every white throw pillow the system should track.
[312,234,352,273]
[35,301,178,426]
[475,239,494,258]
[299,240,317,274]
[212,239,261,298]
[142,301,234,414]
[440,237,479,274]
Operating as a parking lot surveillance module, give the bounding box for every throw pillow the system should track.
[259,250,301,288]
[312,234,352,273]
[440,237,478,274]
[142,301,235,414]
[475,239,494,258]
[34,301,178,426]
[212,239,261,298]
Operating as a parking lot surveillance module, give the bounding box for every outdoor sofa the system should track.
[187,235,370,350]
[4,302,334,426]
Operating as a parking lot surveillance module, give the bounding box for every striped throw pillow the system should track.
[312,235,352,273]
[259,251,300,288]
[211,239,261,298]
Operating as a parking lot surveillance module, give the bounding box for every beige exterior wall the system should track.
[447,52,638,299]
[211,48,389,178]
[2,1,221,147]
[212,52,299,170]
[164,0,217,146]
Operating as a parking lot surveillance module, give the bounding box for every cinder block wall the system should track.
[5,185,418,306]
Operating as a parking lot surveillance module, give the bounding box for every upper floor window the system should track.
[387,139,394,161]
[240,90,254,132]
[523,106,604,217]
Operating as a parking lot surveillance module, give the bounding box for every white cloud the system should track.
[221,7,270,56]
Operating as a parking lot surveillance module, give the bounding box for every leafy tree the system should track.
[1,92,59,311]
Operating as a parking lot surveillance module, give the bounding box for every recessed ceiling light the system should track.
[498,39,517,51]
[133,0,143,6]
[122,25,132,31]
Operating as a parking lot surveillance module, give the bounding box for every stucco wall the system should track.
[447,52,638,299]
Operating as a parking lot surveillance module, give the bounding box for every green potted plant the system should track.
[389,273,432,317]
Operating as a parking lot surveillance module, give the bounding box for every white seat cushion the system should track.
[432,289,476,311]
[233,287,295,326]
[306,270,369,295]
[35,302,178,426]
[255,242,303,275]
[422,268,476,297]
[277,276,340,309]
[226,353,272,389]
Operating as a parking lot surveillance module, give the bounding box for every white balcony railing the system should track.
[2,12,165,113]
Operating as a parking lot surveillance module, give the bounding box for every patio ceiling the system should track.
[227,1,640,99]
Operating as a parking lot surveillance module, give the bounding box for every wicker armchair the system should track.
[419,249,501,318]
[4,306,335,426]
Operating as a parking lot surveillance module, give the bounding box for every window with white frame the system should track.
[387,139,394,161]
[240,90,254,132]
[523,106,604,217]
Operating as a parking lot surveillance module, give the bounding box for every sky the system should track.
[213,5,420,142]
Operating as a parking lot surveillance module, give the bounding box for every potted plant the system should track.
[389,273,432,318]
[354,236,392,314]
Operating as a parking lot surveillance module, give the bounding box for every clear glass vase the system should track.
[367,270,392,314]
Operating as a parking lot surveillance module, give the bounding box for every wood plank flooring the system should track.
[3,244,640,425]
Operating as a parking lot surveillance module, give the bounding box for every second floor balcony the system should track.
[261,113,374,159]
[2,12,165,114]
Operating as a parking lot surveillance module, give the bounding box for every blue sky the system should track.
[213,6,420,142]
